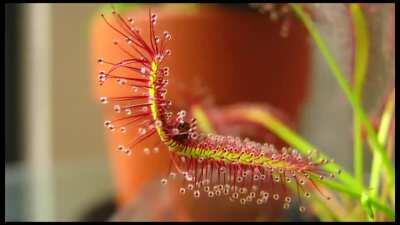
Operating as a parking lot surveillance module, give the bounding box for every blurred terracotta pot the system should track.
[90,3,310,218]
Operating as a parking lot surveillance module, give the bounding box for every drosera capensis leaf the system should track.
[97,7,341,216]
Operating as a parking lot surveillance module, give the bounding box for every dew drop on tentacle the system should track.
[232,192,239,199]
[179,188,186,195]
[253,174,259,181]
[123,148,132,156]
[155,36,161,44]
[104,120,111,128]
[239,187,247,194]
[283,202,290,209]
[133,27,140,34]
[98,71,106,81]
[160,178,168,186]
[125,109,132,115]
[193,190,200,198]
[100,97,108,104]
[246,196,253,202]
[140,67,147,74]
[153,119,162,128]
[151,13,157,21]
[163,31,171,40]
[108,124,116,132]
[117,78,127,86]
[185,174,193,182]
[117,145,124,151]
[113,105,121,113]
[169,172,176,179]
[162,66,170,76]
[223,189,229,196]
[189,132,199,140]
[141,106,149,113]
[155,54,163,62]
[171,128,179,136]
[138,127,147,135]
[131,87,139,93]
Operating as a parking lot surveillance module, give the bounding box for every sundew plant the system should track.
[96,3,395,221]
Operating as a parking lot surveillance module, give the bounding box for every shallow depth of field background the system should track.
[5,3,393,221]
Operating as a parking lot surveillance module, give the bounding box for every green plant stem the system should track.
[379,127,395,206]
[290,3,394,191]
[361,191,375,221]
[369,91,394,196]
[349,4,369,186]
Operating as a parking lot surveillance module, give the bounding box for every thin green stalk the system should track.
[369,91,394,196]
[290,3,394,190]
[349,4,369,186]
[353,116,363,184]
[361,191,375,221]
